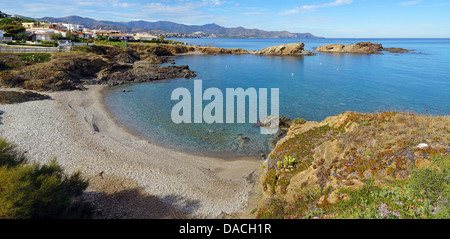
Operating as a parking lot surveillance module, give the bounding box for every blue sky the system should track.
[1,0,450,37]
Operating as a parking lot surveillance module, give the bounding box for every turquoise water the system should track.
[103,38,450,157]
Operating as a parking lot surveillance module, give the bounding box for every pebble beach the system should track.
[0,85,262,218]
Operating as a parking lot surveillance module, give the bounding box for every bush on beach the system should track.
[0,138,94,219]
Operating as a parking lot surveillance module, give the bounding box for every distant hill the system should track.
[36,15,323,39]
[38,16,132,33]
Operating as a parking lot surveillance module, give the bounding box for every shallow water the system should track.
[103,38,450,157]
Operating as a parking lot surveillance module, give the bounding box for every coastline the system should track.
[0,85,262,218]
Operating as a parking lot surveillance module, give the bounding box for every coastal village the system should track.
[0,10,161,45]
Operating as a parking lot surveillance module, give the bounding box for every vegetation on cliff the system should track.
[0,138,93,219]
[256,111,450,219]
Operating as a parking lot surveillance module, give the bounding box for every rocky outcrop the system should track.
[191,43,316,56]
[6,45,197,91]
[94,62,196,86]
[196,46,250,55]
[17,53,108,91]
[382,47,413,53]
[316,42,383,54]
[253,115,294,150]
[316,42,412,54]
[258,111,450,218]
[254,43,315,56]
[0,90,51,104]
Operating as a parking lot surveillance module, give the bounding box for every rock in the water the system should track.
[197,47,250,55]
[383,47,413,53]
[316,42,412,55]
[256,115,292,130]
[255,43,315,56]
[316,42,383,54]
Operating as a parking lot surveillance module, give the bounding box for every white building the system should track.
[134,34,157,41]
[28,29,67,41]
[62,24,84,32]
[0,29,13,42]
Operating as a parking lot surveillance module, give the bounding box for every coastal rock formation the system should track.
[316,42,412,54]
[16,52,108,91]
[254,115,293,149]
[1,45,196,91]
[316,42,383,54]
[254,43,315,56]
[196,46,250,55]
[0,90,51,104]
[94,62,196,86]
[258,111,450,218]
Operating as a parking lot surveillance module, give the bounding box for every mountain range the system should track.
[35,15,323,39]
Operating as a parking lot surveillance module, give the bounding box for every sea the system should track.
[103,38,450,158]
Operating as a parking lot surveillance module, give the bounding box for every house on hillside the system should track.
[22,22,35,29]
[0,29,13,42]
[83,31,97,39]
[29,29,67,41]
[134,34,157,41]
[62,24,84,32]
[107,33,134,41]
[49,23,67,30]
[93,29,120,37]
[32,31,54,41]
[22,21,50,29]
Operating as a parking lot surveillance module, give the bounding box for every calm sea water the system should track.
[103,38,450,157]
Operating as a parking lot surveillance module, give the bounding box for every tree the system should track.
[0,24,26,37]
[14,32,29,41]
[50,33,65,41]
[65,31,79,42]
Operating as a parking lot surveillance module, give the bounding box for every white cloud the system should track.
[397,0,422,6]
[280,0,353,15]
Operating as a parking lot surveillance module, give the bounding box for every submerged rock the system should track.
[383,47,413,53]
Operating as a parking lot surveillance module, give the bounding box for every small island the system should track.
[315,42,413,54]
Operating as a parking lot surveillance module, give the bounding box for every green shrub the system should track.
[277,156,296,171]
[0,138,93,219]
[5,41,57,47]
[19,53,51,64]
[0,139,26,167]
[409,155,450,218]
[410,167,446,203]
[292,118,307,125]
